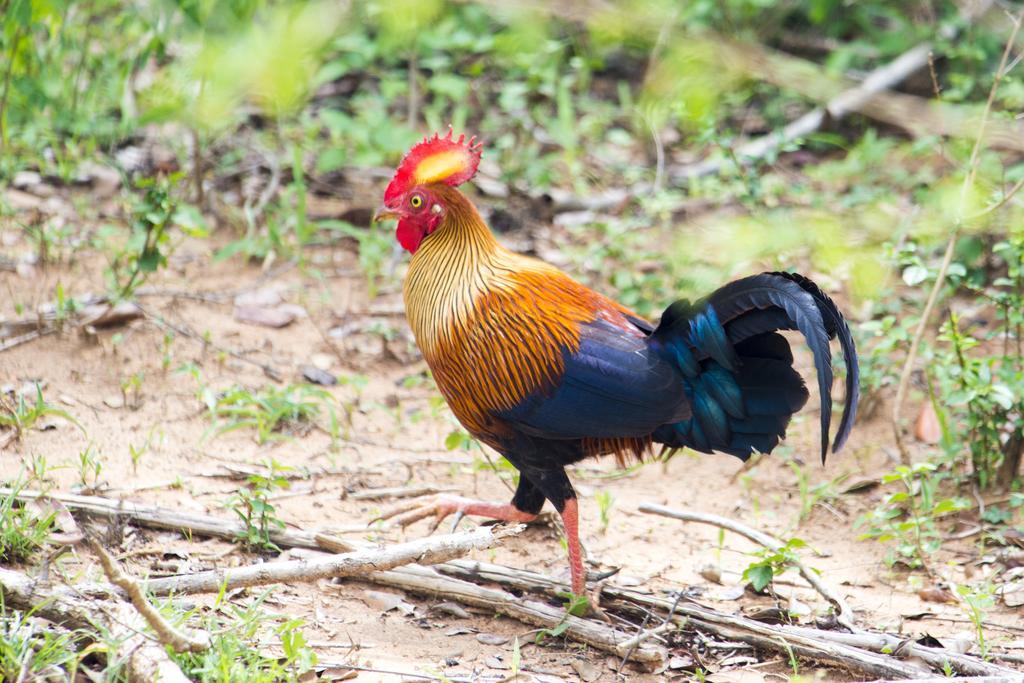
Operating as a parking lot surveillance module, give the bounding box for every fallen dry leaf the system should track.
[233,305,296,329]
[997,580,1024,607]
[1001,529,1024,549]
[699,563,723,584]
[103,394,125,409]
[362,590,415,616]
[569,658,601,682]
[484,655,507,670]
[475,633,510,646]
[668,655,695,670]
[83,301,143,329]
[914,401,941,444]
[431,602,471,619]
[301,365,337,386]
[234,287,283,308]
[918,586,958,604]
[713,585,746,601]
[444,627,475,636]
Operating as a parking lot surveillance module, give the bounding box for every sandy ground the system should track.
[2,227,1022,682]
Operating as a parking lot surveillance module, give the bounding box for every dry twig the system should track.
[673,41,937,181]
[0,487,333,551]
[348,563,668,667]
[135,525,520,596]
[637,503,858,631]
[86,537,211,653]
[0,567,191,683]
[348,484,461,501]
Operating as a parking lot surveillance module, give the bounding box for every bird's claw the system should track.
[449,510,466,533]
[372,494,469,533]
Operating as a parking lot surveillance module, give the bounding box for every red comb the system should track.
[384,128,483,203]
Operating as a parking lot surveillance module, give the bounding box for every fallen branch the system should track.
[0,567,190,683]
[16,488,1011,676]
[712,27,1024,154]
[87,537,210,653]
[0,488,331,551]
[136,525,519,596]
[680,44,931,180]
[301,540,1015,679]
[348,484,461,501]
[348,563,667,668]
[637,503,857,631]
[358,562,919,677]
[434,559,1018,679]
[0,327,56,352]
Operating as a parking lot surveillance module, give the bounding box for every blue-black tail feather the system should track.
[649,272,859,463]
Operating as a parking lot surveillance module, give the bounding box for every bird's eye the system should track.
[410,195,423,208]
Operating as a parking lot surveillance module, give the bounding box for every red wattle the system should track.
[396,219,425,253]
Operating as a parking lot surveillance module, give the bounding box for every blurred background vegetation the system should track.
[2,0,1024,580]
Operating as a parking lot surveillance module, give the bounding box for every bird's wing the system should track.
[495,317,690,439]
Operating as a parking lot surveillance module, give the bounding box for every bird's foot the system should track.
[372,494,536,534]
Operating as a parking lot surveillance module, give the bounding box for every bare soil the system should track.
[2,222,1022,682]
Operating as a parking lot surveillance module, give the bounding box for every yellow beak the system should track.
[373,206,401,223]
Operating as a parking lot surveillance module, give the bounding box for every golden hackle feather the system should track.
[403,185,651,465]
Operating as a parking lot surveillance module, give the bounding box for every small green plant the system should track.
[171,588,317,680]
[0,608,85,681]
[75,446,103,491]
[52,282,78,331]
[228,459,293,551]
[535,592,589,643]
[935,305,1023,489]
[0,478,55,565]
[0,384,83,442]
[26,454,53,487]
[444,428,480,453]
[128,426,163,476]
[857,462,969,570]
[742,537,810,592]
[510,637,521,677]
[958,582,995,658]
[101,174,206,301]
[595,490,614,534]
[204,384,339,445]
[120,372,144,410]
[160,331,176,373]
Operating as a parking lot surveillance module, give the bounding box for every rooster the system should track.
[374,130,859,596]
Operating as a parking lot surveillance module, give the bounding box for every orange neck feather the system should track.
[403,186,554,356]
[401,186,648,461]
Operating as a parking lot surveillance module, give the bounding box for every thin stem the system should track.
[890,10,1024,464]
[191,127,204,207]
[0,24,26,154]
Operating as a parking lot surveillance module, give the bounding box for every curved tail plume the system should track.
[651,272,859,463]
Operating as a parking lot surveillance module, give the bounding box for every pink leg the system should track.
[559,498,586,596]
[376,494,537,532]
[440,498,539,523]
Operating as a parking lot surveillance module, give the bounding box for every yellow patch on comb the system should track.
[385,130,483,202]
[413,149,470,185]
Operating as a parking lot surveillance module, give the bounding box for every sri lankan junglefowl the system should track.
[374,130,859,596]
